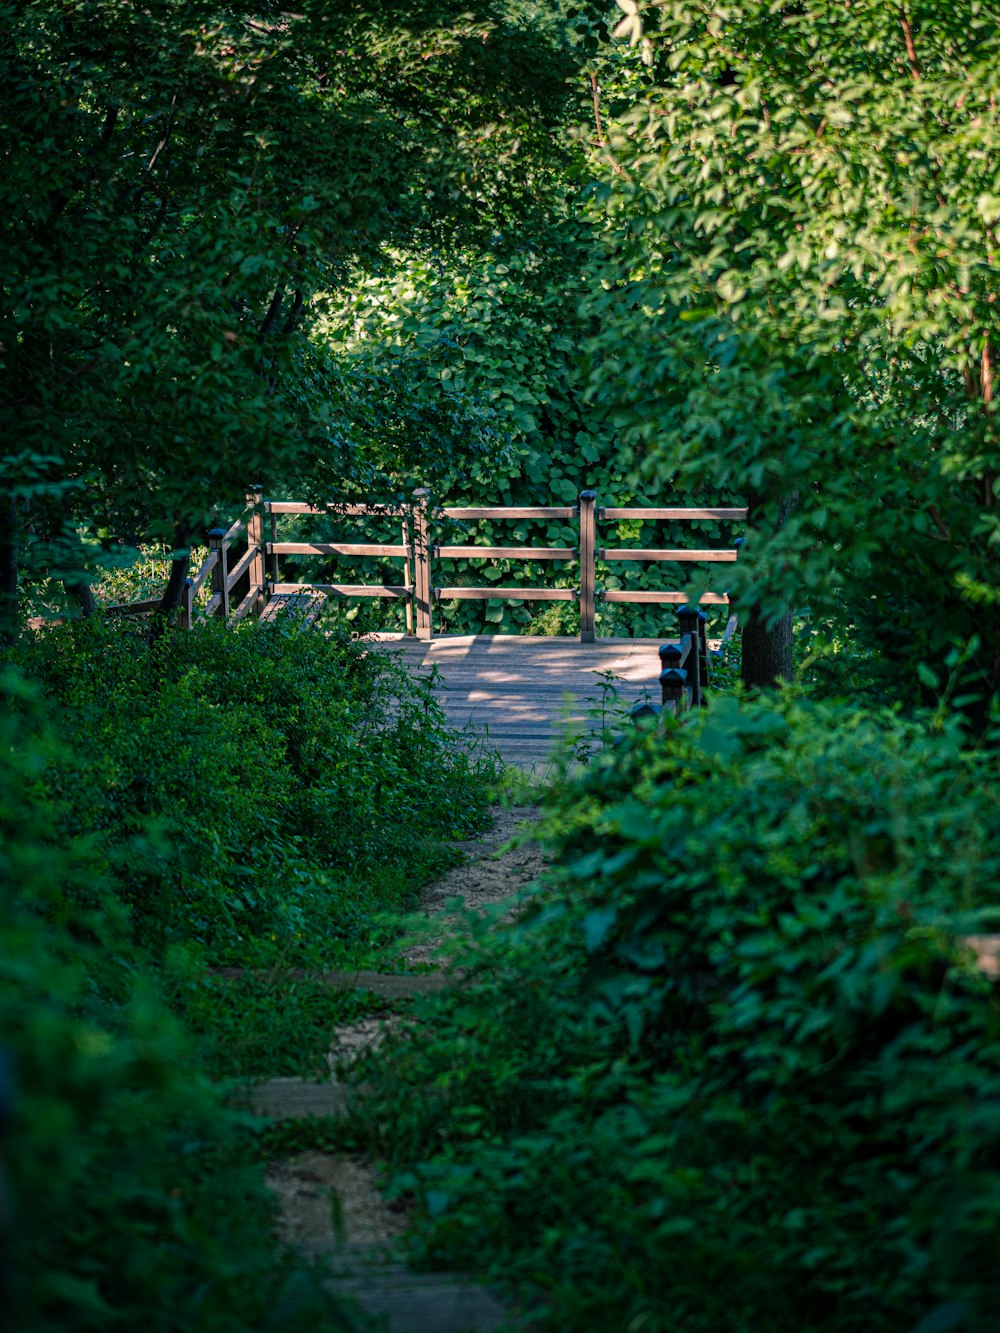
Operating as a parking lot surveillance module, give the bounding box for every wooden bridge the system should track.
[124,488,745,766]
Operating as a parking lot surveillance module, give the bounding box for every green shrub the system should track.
[8,617,495,961]
[0,667,362,1332]
[4,617,497,1074]
[359,695,1000,1333]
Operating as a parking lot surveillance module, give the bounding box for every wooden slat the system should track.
[267,542,410,557]
[264,501,400,516]
[259,591,327,627]
[202,592,222,617]
[600,589,730,605]
[439,506,576,520]
[223,514,246,543]
[104,597,161,613]
[601,548,739,562]
[230,587,259,622]
[226,544,257,592]
[435,586,576,601]
[188,549,218,598]
[602,507,747,521]
[435,545,575,560]
[271,582,411,599]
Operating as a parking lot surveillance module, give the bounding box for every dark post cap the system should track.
[659,643,683,663]
[579,489,597,500]
[208,527,226,539]
[631,701,661,730]
[660,667,687,684]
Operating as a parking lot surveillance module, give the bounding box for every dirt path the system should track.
[263,803,544,1332]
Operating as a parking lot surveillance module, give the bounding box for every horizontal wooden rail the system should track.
[439,506,576,520]
[603,507,747,521]
[230,588,260,622]
[203,592,223,618]
[601,589,730,604]
[223,514,245,544]
[188,550,218,598]
[105,597,163,614]
[266,501,401,516]
[267,542,409,558]
[271,581,411,599]
[601,548,738,563]
[435,545,575,560]
[435,586,576,601]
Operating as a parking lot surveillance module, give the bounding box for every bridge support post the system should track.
[412,488,433,640]
[208,528,229,618]
[578,489,597,643]
[245,487,265,619]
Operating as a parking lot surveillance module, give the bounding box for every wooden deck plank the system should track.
[370,635,669,769]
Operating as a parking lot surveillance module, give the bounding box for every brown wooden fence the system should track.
[254,488,745,643]
[103,487,745,642]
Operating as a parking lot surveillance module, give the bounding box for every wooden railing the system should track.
[181,487,746,641]
[630,607,714,730]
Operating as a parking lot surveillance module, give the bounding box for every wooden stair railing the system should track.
[630,606,715,730]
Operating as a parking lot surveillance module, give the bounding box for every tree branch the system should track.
[900,6,921,81]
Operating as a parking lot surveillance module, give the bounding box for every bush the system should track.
[4,617,497,1076]
[0,667,362,1332]
[8,617,496,962]
[358,694,1000,1333]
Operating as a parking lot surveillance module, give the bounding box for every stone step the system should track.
[327,1264,511,1333]
[243,1077,351,1119]
[211,968,450,1001]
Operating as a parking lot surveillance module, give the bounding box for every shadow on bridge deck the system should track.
[371,635,669,771]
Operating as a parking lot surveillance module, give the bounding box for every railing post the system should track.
[245,487,265,618]
[677,606,705,706]
[181,576,194,631]
[412,488,433,641]
[401,513,415,636]
[660,667,687,714]
[579,489,597,644]
[208,527,229,618]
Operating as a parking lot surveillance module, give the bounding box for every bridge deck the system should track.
[372,635,668,770]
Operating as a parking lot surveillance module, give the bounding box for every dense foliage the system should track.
[359,695,1000,1331]
[585,0,1000,692]
[1,0,576,627]
[5,617,495,1071]
[0,665,367,1332]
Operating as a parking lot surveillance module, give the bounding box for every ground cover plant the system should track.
[5,617,498,1078]
[356,693,1000,1332]
[0,665,372,1332]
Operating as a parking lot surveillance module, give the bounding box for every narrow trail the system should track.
[254,804,545,1333]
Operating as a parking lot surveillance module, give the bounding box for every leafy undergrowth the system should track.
[1,666,371,1332]
[7,615,498,1074]
[356,693,1000,1333]
[2,617,499,1329]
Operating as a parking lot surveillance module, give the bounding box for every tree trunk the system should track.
[741,604,794,688]
[63,579,98,617]
[149,543,191,641]
[0,495,18,645]
[739,487,796,689]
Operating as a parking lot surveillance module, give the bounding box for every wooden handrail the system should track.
[434,544,575,561]
[439,506,576,520]
[603,507,747,520]
[176,487,744,640]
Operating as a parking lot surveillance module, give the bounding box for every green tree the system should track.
[584,1,1000,694]
[0,0,575,635]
